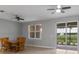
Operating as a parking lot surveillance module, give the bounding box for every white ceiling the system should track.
[0,5,79,22]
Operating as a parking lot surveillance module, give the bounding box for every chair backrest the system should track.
[17,37,26,46]
[0,38,2,47]
[1,37,9,47]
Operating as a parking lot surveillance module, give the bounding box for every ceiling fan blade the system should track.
[14,14,24,21]
[62,6,71,10]
[47,9,55,10]
[0,10,5,13]
[20,18,24,20]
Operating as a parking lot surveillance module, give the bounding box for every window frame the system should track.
[28,24,42,39]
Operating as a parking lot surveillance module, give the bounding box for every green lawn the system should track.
[57,34,77,46]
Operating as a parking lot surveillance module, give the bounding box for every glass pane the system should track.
[30,25,35,31]
[36,25,41,31]
[57,23,66,45]
[30,32,35,38]
[67,22,77,46]
[36,32,40,38]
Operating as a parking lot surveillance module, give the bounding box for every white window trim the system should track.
[28,24,42,39]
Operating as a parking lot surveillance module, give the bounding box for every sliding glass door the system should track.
[67,22,77,46]
[57,23,66,45]
[57,22,77,47]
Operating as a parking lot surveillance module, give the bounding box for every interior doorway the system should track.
[57,22,78,50]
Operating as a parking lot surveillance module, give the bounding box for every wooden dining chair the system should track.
[0,39,2,51]
[1,37,10,52]
[16,37,26,51]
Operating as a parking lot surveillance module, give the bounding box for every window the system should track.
[57,22,78,46]
[28,24,42,39]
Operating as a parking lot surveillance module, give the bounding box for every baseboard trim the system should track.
[27,44,55,49]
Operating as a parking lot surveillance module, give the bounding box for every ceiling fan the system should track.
[13,15,24,21]
[47,5,71,14]
[0,10,24,21]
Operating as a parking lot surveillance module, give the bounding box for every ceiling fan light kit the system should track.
[57,5,61,9]
[56,9,61,13]
[47,5,71,14]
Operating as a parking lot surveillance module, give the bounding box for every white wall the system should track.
[0,15,78,50]
[0,15,78,49]
[22,20,56,48]
[22,15,79,49]
[0,19,22,41]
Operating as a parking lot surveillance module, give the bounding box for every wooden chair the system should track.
[0,39,2,51]
[9,41,18,52]
[16,37,26,51]
[0,37,10,52]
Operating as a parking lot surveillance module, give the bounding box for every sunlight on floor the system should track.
[56,49,78,54]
